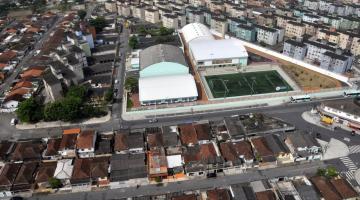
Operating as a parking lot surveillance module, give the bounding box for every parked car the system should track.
[10,118,17,126]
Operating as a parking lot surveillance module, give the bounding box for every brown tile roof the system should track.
[179,124,198,146]
[0,63,7,69]
[0,50,16,63]
[172,194,197,200]
[206,188,231,200]
[76,130,96,149]
[330,177,359,199]
[10,141,45,161]
[12,162,38,191]
[71,157,109,183]
[255,190,276,200]
[13,81,33,90]
[59,134,78,150]
[0,141,14,161]
[220,140,254,163]
[311,176,342,200]
[0,163,22,190]
[44,138,61,157]
[20,68,44,79]
[251,137,273,157]
[35,162,57,183]
[194,123,211,141]
[114,132,128,152]
[7,87,31,97]
[147,133,164,149]
[184,143,218,163]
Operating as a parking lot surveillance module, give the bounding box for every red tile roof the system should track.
[114,132,128,152]
[255,190,276,200]
[179,124,198,146]
[0,50,16,63]
[35,162,57,183]
[311,176,342,200]
[13,81,33,90]
[76,130,96,149]
[206,188,231,200]
[330,177,359,199]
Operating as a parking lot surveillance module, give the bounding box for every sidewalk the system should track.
[317,138,349,160]
[15,113,111,130]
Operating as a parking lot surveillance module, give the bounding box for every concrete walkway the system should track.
[355,169,360,186]
[317,138,349,160]
[15,113,111,130]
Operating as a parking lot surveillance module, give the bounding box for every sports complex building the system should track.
[181,23,248,70]
[138,44,198,105]
[179,23,294,99]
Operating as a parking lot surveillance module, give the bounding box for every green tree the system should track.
[66,85,87,101]
[125,77,138,92]
[127,98,133,108]
[31,0,46,12]
[44,101,63,121]
[16,97,43,123]
[89,17,107,32]
[159,26,173,36]
[326,166,338,178]
[316,168,326,177]
[128,35,138,49]
[77,9,87,20]
[48,177,62,189]
[61,97,82,121]
[105,88,113,102]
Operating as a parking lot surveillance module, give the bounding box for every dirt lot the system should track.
[281,64,342,91]
[245,47,342,91]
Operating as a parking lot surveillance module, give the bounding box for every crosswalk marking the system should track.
[342,171,356,180]
[340,157,358,171]
[349,145,360,154]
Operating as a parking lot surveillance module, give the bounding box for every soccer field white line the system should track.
[340,157,358,171]
[349,145,360,154]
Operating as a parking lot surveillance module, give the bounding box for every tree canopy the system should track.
[89,17,107,32]
[125,77,138,93]
[16,97,43,123]
[77,10,87,20]
[128,35,138,49]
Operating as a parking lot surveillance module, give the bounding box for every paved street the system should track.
[28,162,326,200]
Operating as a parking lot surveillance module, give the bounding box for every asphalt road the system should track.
[28,162,326,200]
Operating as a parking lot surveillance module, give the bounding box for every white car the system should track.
[10,118,17,126]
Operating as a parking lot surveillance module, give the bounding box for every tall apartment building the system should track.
[283,39,307,60]
[305,40,336,61]
[145,8,160,23]
[210,17,228,37]
[317,29,340,44]
[285,21,306,38]
[320,51,353,73]
[255,25,284,46]
[133,5,145,20]
[162,14,179,29]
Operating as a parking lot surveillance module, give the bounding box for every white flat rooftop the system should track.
[166,155,183,168]
[139,74,198,102]
[189,38,248,61]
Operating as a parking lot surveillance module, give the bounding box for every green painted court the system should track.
[205,70,293,98]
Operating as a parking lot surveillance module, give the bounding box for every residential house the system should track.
[114,131,144,154]
[42,68,63,102]
[250,137,277,169]
[10,141,45,162]
[255,190,278,200]
[183,142,224,176]
[162,126,181,150]
[76,130,97,158]
[109,153,147,188]
[147,147,168,180]
[285,131,322,161]
[311,176,342,200]
[70,157,110,188]
[230,183,257,199]
[53,159,74,182]
[330,177,359,199]
[58,128,80,158]
[276,15,297,29]
[34,161,57,190]
[42,138,61,160]
[220,140,254,174]
[95,133,113,156]
[263,134,293,164]
[12,162,38,192]
[0,141,15,163]
[0,163,22,192]
[283,39,307,60]
[204,188,232,200]
[146,127,164,149]
[178,124,198,146]
[193,123,212,144]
